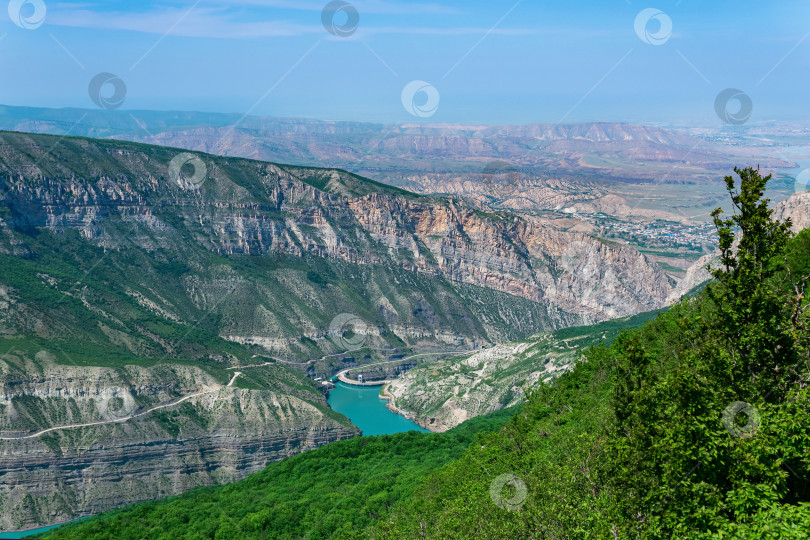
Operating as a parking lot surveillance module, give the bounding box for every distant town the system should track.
[585,214,719,252]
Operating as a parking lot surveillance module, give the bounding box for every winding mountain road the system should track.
[0,350,473,440]
[0,380,235,441]
[335,350,474,386]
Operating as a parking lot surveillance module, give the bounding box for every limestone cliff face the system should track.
[513,221,674,319]
[0,352,356,532]
[0,132,673,338]
[325,194,672,321]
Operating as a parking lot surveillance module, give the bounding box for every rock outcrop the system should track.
[384,312,650,433]
[774,191,810,232]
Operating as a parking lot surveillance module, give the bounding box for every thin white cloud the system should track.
[46,4,536,39]
[159,0,460,15]
[48,7,319,38]
[357,26,538,37]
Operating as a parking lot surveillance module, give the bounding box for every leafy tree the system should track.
[608,167,810,537]
[708,167,799,396]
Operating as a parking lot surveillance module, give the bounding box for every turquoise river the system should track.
[327,381,429,436]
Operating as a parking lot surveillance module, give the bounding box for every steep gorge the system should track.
[0,130,676,530]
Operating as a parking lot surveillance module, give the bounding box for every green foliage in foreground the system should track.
[605,169,810,537]
[38,407,518,540]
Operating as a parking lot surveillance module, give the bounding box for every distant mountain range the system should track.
[0,104,789,185]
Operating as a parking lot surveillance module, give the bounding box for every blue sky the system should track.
[1,0,809,125]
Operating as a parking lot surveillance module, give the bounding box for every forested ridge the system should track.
[42,168,810,538]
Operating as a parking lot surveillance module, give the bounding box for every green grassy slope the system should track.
[0,234,332,406]
[374,323,649,538]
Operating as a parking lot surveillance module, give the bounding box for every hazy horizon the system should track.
[2,1,809,126]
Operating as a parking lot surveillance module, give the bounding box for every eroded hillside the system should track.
[0,131,674,355]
